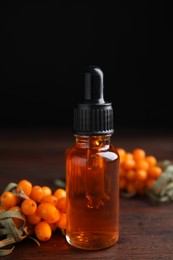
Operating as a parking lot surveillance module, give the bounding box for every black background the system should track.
[0,1,173,132]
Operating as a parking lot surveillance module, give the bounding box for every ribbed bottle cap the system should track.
[73,66,114,135]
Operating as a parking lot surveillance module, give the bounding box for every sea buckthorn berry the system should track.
[119,147,163,196]
[116,148,126,163]
[133,148,146,161]
[49,222,57,232]
[0,191,19,209]
[119,178,127,190]
[135,180,145,195]
[42,186,52,197]
[56,213,67,229]
[145,156,157,167]
[122,158,135,170]
[124,152,133,160]
[126,182,136,194]
[27,212,41,225]
[37,202,60,223]
[34,221,52,241]
[41,195,58,206]
[21,199,37,215]
[148,166,162,179]
[56,196,67,213]
[135,160,149,171]
[119,168,126,178]
[30,185,43,203]
[136,169,148,181]
[16,179,32,197]
[53,188,66,200]
[126,170,136,181]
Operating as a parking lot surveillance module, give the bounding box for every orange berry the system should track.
[119,178,127,190]
[37,203,60,224]
[126,170,136,181]
[126,182,136,193]
[27,212,41,225]
[122,158,135,170]
[119,168,126,178]
[124,152,133,160]
[135,160,149,171]
[34,221,52,241]
[56,213,67,229]
[16,179,32,197]
[53,188,66,200]
[49,222,57,232]
[148,166,162,179]
[42,186,52,197]
[118,147,161,196]
[135,180,146,194]
[136,169,148,181]
[21,199,37,215]
[41,195,58,206]
[116,148,126,163]
[133,148,146,161]
[145,156,157,167]
[0,191,19,209]
[56,197,67,213]
[30,185,43,203]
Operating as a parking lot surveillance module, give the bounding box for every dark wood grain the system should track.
[0,127,173,260]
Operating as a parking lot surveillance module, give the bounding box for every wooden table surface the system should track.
[0,127,173,260]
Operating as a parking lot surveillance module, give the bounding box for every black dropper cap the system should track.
[73,66,114,135]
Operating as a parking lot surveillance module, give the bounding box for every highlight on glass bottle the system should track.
[65,66,120,250]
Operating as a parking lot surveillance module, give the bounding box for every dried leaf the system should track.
[4,182,17,192]
[0,212,26,256]
[54,179,66,189]
[0,185,39,256]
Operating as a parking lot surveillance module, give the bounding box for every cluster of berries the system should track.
[117,148,162,195]
[0,179,67,242]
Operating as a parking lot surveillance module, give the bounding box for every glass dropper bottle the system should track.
[65,66,120,250]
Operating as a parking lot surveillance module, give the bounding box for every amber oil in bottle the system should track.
[65,66,120,250]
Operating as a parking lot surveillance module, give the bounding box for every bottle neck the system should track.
[75,135,111,149]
